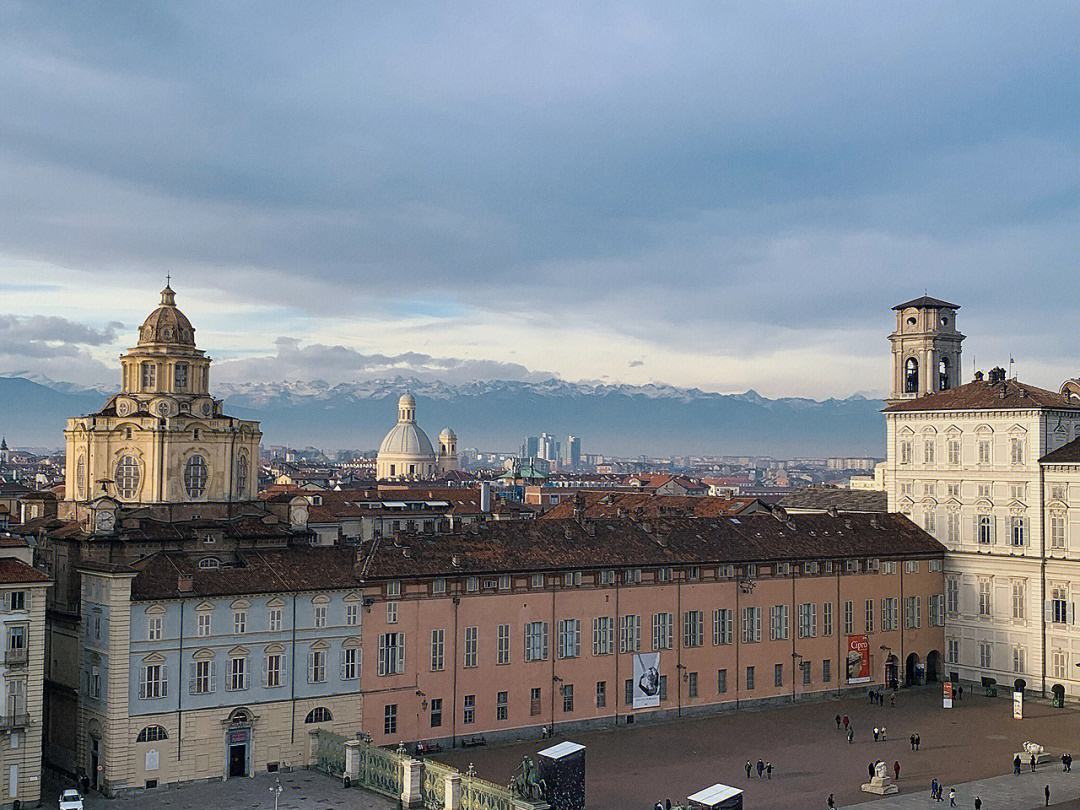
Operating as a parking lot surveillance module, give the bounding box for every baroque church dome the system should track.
[376,393,446,480]
[378,422,436,457]
[138,284,196,346]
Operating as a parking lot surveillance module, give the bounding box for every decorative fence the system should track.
[460,770,515,810]
[310,732,540,810]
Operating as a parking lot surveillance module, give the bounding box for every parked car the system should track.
[59,789,84,810]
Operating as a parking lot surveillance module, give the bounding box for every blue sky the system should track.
[1,2,1077,397]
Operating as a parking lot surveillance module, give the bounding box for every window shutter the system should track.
[972,515,979,543]
[340,652,347,681]
[396,634,405,674]
[188,662,197,694]
[991,515,997,543]
[280,654,288,685]
[1045,601,1054,622]
[0,594,9,612]
[1071,603,1076,626]
[162,664,169,697]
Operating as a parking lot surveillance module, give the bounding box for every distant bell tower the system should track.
[888,295,964,404]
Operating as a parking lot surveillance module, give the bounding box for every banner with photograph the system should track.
[943,680,954,709]
[1013,690,1023,719]
[632,652,662,708]
[846,634,872,683]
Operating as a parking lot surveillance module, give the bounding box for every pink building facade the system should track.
[358,512,945,747]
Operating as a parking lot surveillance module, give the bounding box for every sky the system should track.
[1,2,1077,399]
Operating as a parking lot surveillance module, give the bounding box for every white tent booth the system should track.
[686,783,744,810]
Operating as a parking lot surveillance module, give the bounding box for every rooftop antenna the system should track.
[1009,356,1015,380]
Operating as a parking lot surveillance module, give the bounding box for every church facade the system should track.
[884,295,1080,699]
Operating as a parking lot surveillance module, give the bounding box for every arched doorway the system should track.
[905,652,922,687]
[925,650,941,683]
[225,707,253,779]
[87,718,102,791]
[1052,683,1066,708]
[884,654,899,690]
[1014,678,1027,693]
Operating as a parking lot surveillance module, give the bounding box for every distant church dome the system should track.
[138,283,196,347]
[439,427,456,440]
[376,392,437,480]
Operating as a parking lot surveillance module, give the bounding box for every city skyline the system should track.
[2,3,1078,398]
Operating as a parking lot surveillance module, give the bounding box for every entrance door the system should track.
[228,743,247,777]
[89,736,100,791]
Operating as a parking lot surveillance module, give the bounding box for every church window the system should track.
[938,356,950,390]
[141,362,157,390]
[116,456,141,500]
[904,357,919,394]
[76,455,87,499]
[184,455,208,498]
[235,455,248,496]
[174,363,188,391]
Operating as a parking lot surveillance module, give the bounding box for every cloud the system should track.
[213,337,557,384]
[0,314,122,346]
[628,359,644,368]
[0,3,1077,397]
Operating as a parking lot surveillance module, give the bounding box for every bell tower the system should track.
[888,295,964,404]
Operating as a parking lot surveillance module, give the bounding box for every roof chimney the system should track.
[480,481,491,513]
[177,574,194,594]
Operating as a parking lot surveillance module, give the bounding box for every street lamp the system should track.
[791,652,803,702]
[269,776,283,810]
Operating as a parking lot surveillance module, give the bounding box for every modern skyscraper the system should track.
[566,435,582,467]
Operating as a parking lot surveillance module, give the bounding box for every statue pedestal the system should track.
[1014,750,1054,766]
[860,775,899,796]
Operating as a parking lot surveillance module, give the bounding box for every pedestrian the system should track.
[757,759,764,779]
[1014,755,1022,775]
[975,797,981,810]
[766,762,772,780]
[745,761,752,779]
[1068,753,1073,772]
[874,727,880,742]
[911,734,917,751]
[869,688,875,703]
[882,726,887,742]
[1031,753,1038,772]
[958,685,963,700]
[654,802,663,810]
[931,778,939,798]
[843,715,850,731]
[827,794,835,809]
[1064,753,1069,772]
[894,760,901,781]
[868,762,875,779]
[890,692,896,707]
[916,733,921,750]
[665,800,671,810]
[848,728,854,744]
[949,788,956,807]
[1046,784,1051,806]
[835,714,842,731]
[937,783,945,802]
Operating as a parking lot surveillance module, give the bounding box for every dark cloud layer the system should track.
[0,2,1077,393]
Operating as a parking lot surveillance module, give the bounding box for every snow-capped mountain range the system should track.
[0,374,884,456]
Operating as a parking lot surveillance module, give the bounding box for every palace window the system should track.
[497,624,511,664]
[1012,581,1025,620]
[342,647,360,680]
[464,626,479,667]
[592,617,614,656]
[769,605,788,641]
[376,634,403,676]
[1013,646,1026,674]
[978,515,994,545]
[979,642,992,669]
[1052,588,1069,624]
[137,726,168,743]
[264,652,284,688]
[1011,516,1026,546]
[305,707,332,724]
[1051,514,1067,549]
[1010,437,1024,465]
[683,610,704,647]
[947,439,960,466]
[742,607,761,643]
[524,621,549,662]
[619,615,641,652]
[430,629,445,671]
[979,579,992,616]
[308,647,327,683]
[712,609,732,645]
[139,662,167,699]
[651,612,673,650]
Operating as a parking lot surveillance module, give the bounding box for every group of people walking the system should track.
[744,758,773,780]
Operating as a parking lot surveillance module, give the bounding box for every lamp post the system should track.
[792,652,803,702]
[269,776,283,810]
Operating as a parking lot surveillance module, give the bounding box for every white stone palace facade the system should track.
[885,295,1080,699]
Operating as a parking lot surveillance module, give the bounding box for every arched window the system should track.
[184,455,208,498]
[904,358,919,394]
[116,455,140,500]
[305,707,332,724]
[76,455,87,499]
[235,454,248,497]
[197,557,221,570]
[939,356,950,391]
[136,725,168,742]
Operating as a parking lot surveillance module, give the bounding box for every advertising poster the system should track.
[943,681,954,709]
[632,652,661,708]
[1013,690,1023,719]
[846,634,871,684]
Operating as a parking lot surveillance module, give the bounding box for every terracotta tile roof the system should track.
[1040,437,1080,464]
[0,558,50,584]
[892,295,960,310]
[130,547,363,600]
[359,512,944,579]
[883,379,1080,413]
[539,492,760,520]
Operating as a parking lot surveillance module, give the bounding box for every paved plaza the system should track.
[42,770,395,810]
[434,686,1080,810]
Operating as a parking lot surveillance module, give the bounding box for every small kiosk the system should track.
[686,783,744,810]
[537,741,586,810]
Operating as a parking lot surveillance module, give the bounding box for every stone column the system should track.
[401,758,423,808]
[344,741,361,781]
[444,772,461,810]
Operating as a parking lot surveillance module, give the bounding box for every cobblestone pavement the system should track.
[434,686,1080,810]
[42,770,396,810]
[839,767,1080,810]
